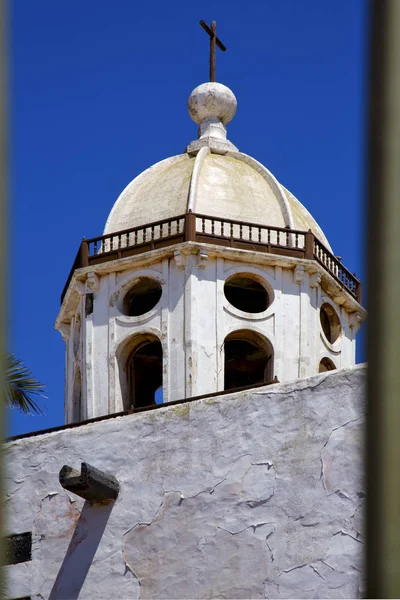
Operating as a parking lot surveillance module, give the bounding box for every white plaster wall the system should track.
[87,274,111,418]
[188,256,219,397]
[168,257,186,400]
[5,366,366,599]
[279,268,301,381]
[63,249,359,422]
[65,305,84,424]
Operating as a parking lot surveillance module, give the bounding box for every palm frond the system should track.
[4,353,46,415]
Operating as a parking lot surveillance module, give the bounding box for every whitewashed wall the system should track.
[62,247,360,422]
[6,365,365,599]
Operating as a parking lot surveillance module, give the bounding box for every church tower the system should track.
[55,78,365,424]
[7,23,367,600]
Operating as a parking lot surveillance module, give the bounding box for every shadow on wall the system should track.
[49,500,114,600]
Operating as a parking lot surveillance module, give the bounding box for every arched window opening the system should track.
[123,278,162,317]
[72,369,82,422]
[127,338,163,409]
[224,330,274,391]
[320,303,341,344]
[319,357,336,373]
[224,275,269,313]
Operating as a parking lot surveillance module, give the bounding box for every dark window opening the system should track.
[128,340,163,408]
[319,357,336,373]
[224,275,269,313]
[123,278,162,317]
[224,331,273,391]
[320,303,341,344]
[5,532,32,565]
[320,306,331,340]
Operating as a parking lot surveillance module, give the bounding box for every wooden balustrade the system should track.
[194,214,307,250]
[313,238,360,298]
[61,212,362,305]
[86,215,186,258]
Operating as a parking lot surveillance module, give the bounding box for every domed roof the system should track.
[104,82,333,253]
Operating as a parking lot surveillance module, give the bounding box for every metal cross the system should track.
[199,20,226,82]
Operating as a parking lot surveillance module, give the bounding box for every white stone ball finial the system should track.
[186,82,238,155]
[188,82,237,125]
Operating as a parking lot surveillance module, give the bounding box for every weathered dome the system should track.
[104,83,333,252]
[104,150,332,252]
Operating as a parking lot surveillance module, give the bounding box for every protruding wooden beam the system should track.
[59,462,119,503]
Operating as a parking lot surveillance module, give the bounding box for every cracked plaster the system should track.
[5,365,365,599]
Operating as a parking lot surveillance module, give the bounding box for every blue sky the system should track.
[8,1,369,436]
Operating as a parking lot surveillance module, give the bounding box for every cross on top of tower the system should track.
[199,20,226,82]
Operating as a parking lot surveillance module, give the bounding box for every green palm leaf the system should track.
[4,353,46,415]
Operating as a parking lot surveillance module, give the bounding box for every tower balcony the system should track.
[61,212,362,306]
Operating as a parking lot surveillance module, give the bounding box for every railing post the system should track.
[184,212,196,242]
[80,237,89,267]
[305,229,314,259]
[285,225,290,247]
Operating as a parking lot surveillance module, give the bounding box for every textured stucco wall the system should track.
[5,365,365,599]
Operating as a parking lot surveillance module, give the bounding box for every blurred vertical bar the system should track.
[367,0,400,597]
[0,0,6,584]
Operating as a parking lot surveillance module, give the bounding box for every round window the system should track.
[224,275,269,314]
[320,303,341,344]
[123,278,162,316]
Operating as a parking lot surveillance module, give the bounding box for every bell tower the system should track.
[55,78,365,424]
